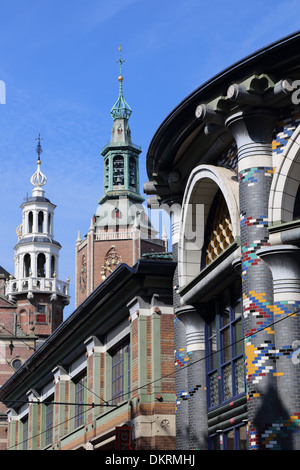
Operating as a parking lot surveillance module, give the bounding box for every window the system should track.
[48,213,52,235]
[28,212,33,233]
[129,157,136,187]
[12,358,22,370]
[38,211,44,233]
[24,253,31,277]
[201,190,234,269]
[113,156,124,186]
[36,304,47,323]
[111,343,130,405]
[206,284,245,408]
[209,424,247,450]
[37,253,46,278]
[51,255,56,277]
[45,399,54,446]
[111,208,122,219]
[74,373,87,428]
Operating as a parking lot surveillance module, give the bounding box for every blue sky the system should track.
[0,0,299,318]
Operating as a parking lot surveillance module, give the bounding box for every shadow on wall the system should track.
[253,384,300,450]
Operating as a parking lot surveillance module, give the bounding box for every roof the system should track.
[146,31,300,200]
[0,258,175,406]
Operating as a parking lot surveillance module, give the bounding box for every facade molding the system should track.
[178,164,239,288]
[269,123,300,225]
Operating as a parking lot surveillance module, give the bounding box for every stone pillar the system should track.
[167,196,189,450]
[7,409,18,450]
[176,305,208,449]
[85,336,104,422]
[27,390,40,450]
[52,366,70,449]
[45,253,51,278]
[258,245,300,449]
[226,108,278,449]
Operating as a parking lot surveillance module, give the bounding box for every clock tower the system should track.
[75,48,166,307]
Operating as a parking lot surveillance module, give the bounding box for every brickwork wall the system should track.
[239,163,278,448]
[173,241,190,449]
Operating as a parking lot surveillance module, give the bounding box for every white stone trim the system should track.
[178,164,239,288]
[269,123,300,224]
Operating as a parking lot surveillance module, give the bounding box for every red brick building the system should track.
[0,258,176,450]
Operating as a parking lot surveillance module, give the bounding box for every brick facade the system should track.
[0,260,175,450]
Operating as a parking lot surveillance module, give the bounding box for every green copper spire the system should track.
[110,46,132,121]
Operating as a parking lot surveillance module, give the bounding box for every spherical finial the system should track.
[118,75,123,82]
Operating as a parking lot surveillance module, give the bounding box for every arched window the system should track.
[37,253,46,278]
[38,211,44,233]
[105,158,109,189]
[113,156,124,186]
[51,255,55,277]
[111,208,122,219]
[24,253,31,277]
[48,213,52,235]
[129,157,136,187]
[202,190,234,268]
[28,212,33,233]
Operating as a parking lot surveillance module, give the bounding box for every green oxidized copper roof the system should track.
[110,47,132,121]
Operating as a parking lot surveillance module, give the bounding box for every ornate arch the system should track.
[178,165,239,287]
[269,124,300,225]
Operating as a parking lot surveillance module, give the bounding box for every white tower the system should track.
[6,134,69,336]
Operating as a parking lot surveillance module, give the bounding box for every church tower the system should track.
[5,133,70,337]
[75,48,166,307]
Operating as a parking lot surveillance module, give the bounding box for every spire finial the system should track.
[31,132,47,189]
[117,44,125,80]
[110,45,132,121]
[35,131,43,163]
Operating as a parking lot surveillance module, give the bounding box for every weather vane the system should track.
[117,44,125,77]
[35,131,43,162]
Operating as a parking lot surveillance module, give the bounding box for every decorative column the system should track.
[225,108,279,449]
[52,366,70,448]
[166,194,189,450]
[27,390,40,450]
[85,336,105,422]
[258,245,300,449]
[176,305,208,449]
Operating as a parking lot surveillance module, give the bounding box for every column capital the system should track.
[258,244,300,302]
[175,305,205,353]
[225,108,278,168]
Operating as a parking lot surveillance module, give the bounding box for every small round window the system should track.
[12,358,22,370]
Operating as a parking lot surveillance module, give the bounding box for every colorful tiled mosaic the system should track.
[272,112,300,156]
[248,414,300,450]
[174,348,190,367]
[243,291,299,322]
[242,239,270,269]
[218,142,238,171]
[176,385,202,413]
[239,167,274,185]
[240,213,268,228]
[243,292,300,388]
